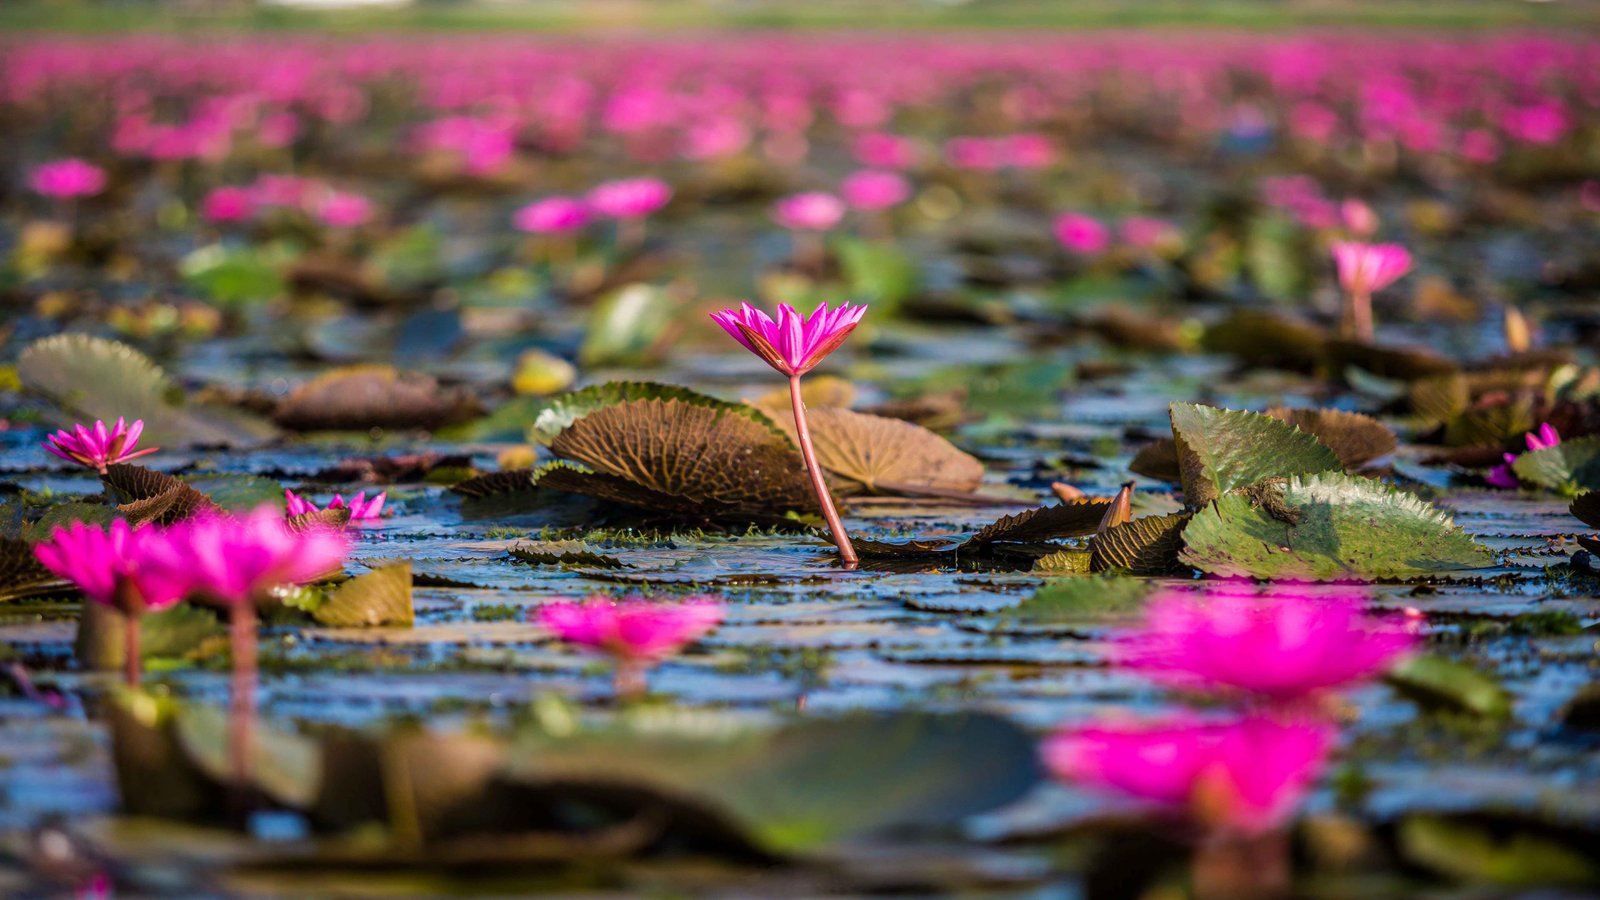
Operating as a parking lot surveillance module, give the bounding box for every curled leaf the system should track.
[1169,403,1341,507]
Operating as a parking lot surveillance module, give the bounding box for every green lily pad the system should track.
[1512,436,1600,494]
[1000,576,1151,625]
[1385,654,1513,718]
[1168,403,1341,507]
[1399,815,1598,886]
[1178,473,1492,581]
[313,563,413,627]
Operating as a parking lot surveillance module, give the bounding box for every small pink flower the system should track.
[201,186,256,224]
[1525,422,1560,452]
[1341,200,1378,238]
[1003,133,1057,169]
[1459,129,1501,164]
[284,489,386,523]
[841,170,910,211]
[1054,213,1111,256]
[586,177,672,219]
[1488,423,1561,489]
[139,506,349,605]
[1331,241,1412,295]
[945,136,1003,171]
[772,191,845,231]
[44,418,157,473]
[710,301,867,377]
[315,190,374,228]
[34,520,184,612]
[250,174,314,209]
[538,594,724,663]
[29,158,107,199]
[1115,586,1419,702]
[1042,713,1334,834]
[1485,463,1519,490]
[853,132,917,169]
[514,197,591,234]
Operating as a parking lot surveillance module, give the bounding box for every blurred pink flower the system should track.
[841,169,910,211]
[853,132,917,169]
[1116,586,1419,702]
[139,506,348,605]
[44,418,157,473]
[1331,241,1412,295]
[1458,128,1502,164]
[34,520,184,612]
[1340,200,1378,238]
[315,190,374,228]
[710,301,867,377]
[284,489,386,523]
[1042,713,1335,834]
[772,191,845,231]
[514,197,591,234]
[1054,213,1111,255]
[29,158,106,199]
[1003,133,1057,169]
[250,174,315,209]
[538,594,724,663]
[586,177,672,219]
[1488,422,1560,489]
[201,186,256,224]
[945,136,1003,171]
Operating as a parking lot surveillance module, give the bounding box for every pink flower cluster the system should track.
[199,175,376,228]
[284,488,387,524]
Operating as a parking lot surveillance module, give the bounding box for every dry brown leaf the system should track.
[274,365,483,432]
[1266,408,1399,469]
[767,407,985,497]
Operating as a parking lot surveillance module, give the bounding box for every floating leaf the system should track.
[1399,816,1598,886]
[1266,407,1398,469]
[579,284,679,367]
[1178,473,1492,581]
[1512,436,1600,494]
[1385,654,1513,718]
[1201,310,1327,373]
[273,365,483,432]
[1408,373,1471,425]
[961,499,1112,548]
[1327,339,1459,382]
[509,541,627,569]
[531,381,781,446]
[1169,403,1341,506]
[174,702,323,809]
[76,601,224,670]
[180,242,288,307]
[544,399,815,520]
[1032,550,1093,574]
[1090,512,1193,575]
[286,508,353,533]
[17,333,275,448]
[503,711,1039,854]
[781,408,985,496]
[1569,493,1600,529]
[1001,577,1151,625]
[102,464,219,525]
[313,563,413,627]
[1444,398,1537,449]
[183,473,284,512]
[450,469,535,499]
[24,502,116,542]
[0,536,66,601]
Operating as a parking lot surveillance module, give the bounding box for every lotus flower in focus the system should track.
[1042,714,1335,834]
[43,418,158,473]
[1116,586,1419,703]
[284,489,387,523]
[710,301,867,378]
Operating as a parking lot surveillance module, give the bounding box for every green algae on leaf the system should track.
[1168,403,1342,506]
[1178,473,1492,581]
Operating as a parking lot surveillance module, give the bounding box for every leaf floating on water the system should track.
[17,333,276,448]
[1266,407,1398,469]
[273,365,483,432]
[1569,492,1600,529]
[1200,310,1328,373]
[531,381,780,447]
[0,536,67,602]
[1002,576,1151,625]
[183,473,285,512]
[286,507,353,533]
[1326,339,1460,382]
[102,464,219,525]
[1512,436,1600,493]
[1090,512,1193,575]
[1178,473,1492,581]
[76,601,223,670]
[24,502,116,542]
[961,499,1111,549]
[1385,654,1513,718]
[509,540,628,569]
[1169,403,1342,507]
[1398,815,1599,887]
[449,469,535,498]
[1444,397,1538,449]
[1031,550,1092,575]
[774,407,985,496]
[851,538,962,559]
[174,702,323,809]
[313,562,414,628]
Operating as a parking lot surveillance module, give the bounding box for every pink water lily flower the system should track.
[44,418,158,473]
[315,190,374,228]
[773,192,846,231]
[841,170,911,211]
[1054,213,1111,256]
[710,301,867,378]
[1043,713,1335,835]
[1487,422,1560,489]
[201,186,256,223]
[586,177,672,219]
[284,489,386,523]
[1331,240,1412,342]
[1116,586,1419,703]
[1341,200,1378,237]
[29,158,107,199]
[513,196,591,234]
[141,506,349,606]
[539,594,724,697]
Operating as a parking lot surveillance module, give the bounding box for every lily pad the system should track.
[509,541,627,569]
[784,407,985,496]
[1178,473,1492,581]
[313,562,413,627]
[1169,403,1342,506]
[961,499,1113,548]
[1511,436,1600,493]
[1266,407,1398,469]
[0,536,67,601]
[1090,512,1193,575]
[532,382,780,446]
[102,464,219,525]
[1000,577,1152,625]
[273,365,483,432]
[1385,654,1513,718]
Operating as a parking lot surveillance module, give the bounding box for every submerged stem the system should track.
[789,374,858,568]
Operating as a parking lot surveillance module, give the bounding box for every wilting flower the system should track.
[1487,422,1560,489]
[1116,586,1419,703]
[1054,213,1111,255]
[200,186,256,223]
[141,506,349,605]
[1042,713,1335,834]
[841,170,911,211]
[29,158,107,199]
[284,489,386,523]
[43,418,158,473]
[586,177,672,219]
[513,197,590,234]
[539,594,724,697]
[1331,241,1411,296]
[773,191,845,231]
[710,301,867,378]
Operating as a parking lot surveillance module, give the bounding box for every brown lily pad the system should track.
[1266,407,1399,469]
[286,508,353,533]
[1089,512,1193,575]
[313,562,413,628]
[102,464,219,525]
[961,499,1112,548]
[1200,310,1328,373]
[1328,339,1459,382]
[1129,438,1181,483]
[773,407,986,497]
[450,469,536,499]
[1570,493,1600,530]
[274,365,483,432]
[0,536,67,602]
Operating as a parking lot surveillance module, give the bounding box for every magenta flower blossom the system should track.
[539,594,724,697]
[200,186,256,224]
[29,158,107,199]
[1340,200,1378,237]
[841,169,911,211]
[1116,586,1419,703]
[513,197,591,234]
[773,191,845,231]
[1331,240,1412,342]
[586,177,672,219]
[43,418,158,473]
[315,190,374,228]
[1054,213,1111,256]
[710,301,867,378]
[284,488,386,523]
[1042,713,1335,835]
[853,132,917,169]
[141,506,349,606]
[1487,422,1560,490]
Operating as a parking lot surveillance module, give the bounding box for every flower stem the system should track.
[1346,289,1373,343]
[613,659,647,700]
[790,374,858,568]
[123,614,140,689]
[1191,830,1290,900]
[229,599,258,811]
